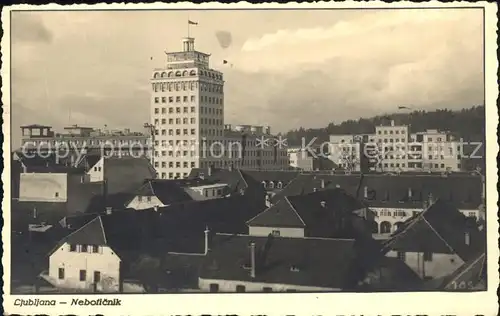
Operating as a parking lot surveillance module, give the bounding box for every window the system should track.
[147,196,152,202]
[209,283,219,292]
[183,96,188,102]
[272,230,280,237]
[69,244,77,252]
[236,285,246,292]
[424,252,433,262]
[79,269,87,281]
[81,244,88,253]
[191,96,196,102]
[92,245,99,253]
[191,106,196,113]
[58,268,65,280]
[94,271,101,283]
[55,192,59,198]
[397,251,406,261]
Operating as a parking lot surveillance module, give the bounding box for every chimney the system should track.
[250,242,256,278]
[320,179,325,189]
[208,165,212,177]
[204,226,210,255]
[33,207,37,219]
[105,207,112,215]
[428,193,434,206]
[364,186,368,198]
[465,232,470,246]
[320,201,326,208]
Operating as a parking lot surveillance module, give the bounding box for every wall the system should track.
[49,242,121,292]
[126,195,165,210]
[19,173,68,202]
[386,251,464,279]
[87,157,104,182]
[199,278,339,292]
[248,226,304,238]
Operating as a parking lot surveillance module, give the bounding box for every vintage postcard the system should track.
[2,2,498,315]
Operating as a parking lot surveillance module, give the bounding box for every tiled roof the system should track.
[103,157,157,195]
[441,252,486,291]
[199,233,358,290]
[383,200,484,261]
[240,170,300,183]
[270,173,483,210]
[246,199,306,228]
[156,195,266,241]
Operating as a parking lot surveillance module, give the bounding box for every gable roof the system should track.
[199,233,358,290]
[103,157,157,194]
[246,199,305,228]
[131,180,194,205]
[383,199,484,261]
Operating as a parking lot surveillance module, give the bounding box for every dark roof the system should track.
[199,233,358,290]
[384,200,484,261]
[240,170,300,183]
[59,213,99,230]
[246,199,305,228]
[103,157,157,194]
[271,174,363,204]
[270,173,483,210]
[12,201,69,229]
[131,180,195,205]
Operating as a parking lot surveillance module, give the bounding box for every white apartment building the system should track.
[151,37,287,179]
[328,121,462,173]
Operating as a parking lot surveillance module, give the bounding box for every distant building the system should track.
[19,124,150,158]
[327,121,462,173]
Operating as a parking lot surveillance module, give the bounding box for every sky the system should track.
[10,8,484,146]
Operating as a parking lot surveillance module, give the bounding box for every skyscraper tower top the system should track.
[163,37,211,70]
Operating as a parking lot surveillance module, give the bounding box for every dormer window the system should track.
[262,181,267,189]
[277,181,283,189]
[269,181,275,189]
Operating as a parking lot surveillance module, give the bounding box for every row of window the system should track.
[377,210,414,217]
[23,139,147,147]
[397,251,433,262]
[161,172,189,179]
[69,244,101,253]
[151,81,223,93]
[155,161,197,169]
[154,106,223,116]
[153,95,223,105]
[58,268,101,283]
[262,181,284,190]
[377,129,407,135]
[153,70,222,81]
[208,283,297,293]
[153,117,223,127]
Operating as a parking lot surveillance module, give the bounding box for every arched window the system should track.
[261,181,266,189]
[380,221,392,234]
[161,72,167,78]
[182,70,188,76]
[168,71,173,77]
[190,70,196,76]
[153,72,160,79]
[371,221,379,234]
[277,181,283,189]
[175,71,181,77]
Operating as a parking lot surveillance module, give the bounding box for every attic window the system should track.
[262,181,267,189]
[69,244,77,252]
[277,182,283,189]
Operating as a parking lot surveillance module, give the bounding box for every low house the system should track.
[125,179,195,210]
[382,199,484,281]
[45,209,159,292]
[198,233,360,292]
[246,188,374,239]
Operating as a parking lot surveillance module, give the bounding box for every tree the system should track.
[130,254,163,293]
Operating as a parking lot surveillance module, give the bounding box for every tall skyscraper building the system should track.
[151,37,224,179]
[151,37,289,179]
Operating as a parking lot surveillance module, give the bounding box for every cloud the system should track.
[11,13,53,44]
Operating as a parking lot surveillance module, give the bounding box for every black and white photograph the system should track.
[2,2,498,315]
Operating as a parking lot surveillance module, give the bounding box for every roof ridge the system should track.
[421,216,457,255]
[245,201,280,225]
[285,196,307,227]
[98,216,108,244]
[237,169,249,190]
[47,215,103,256]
